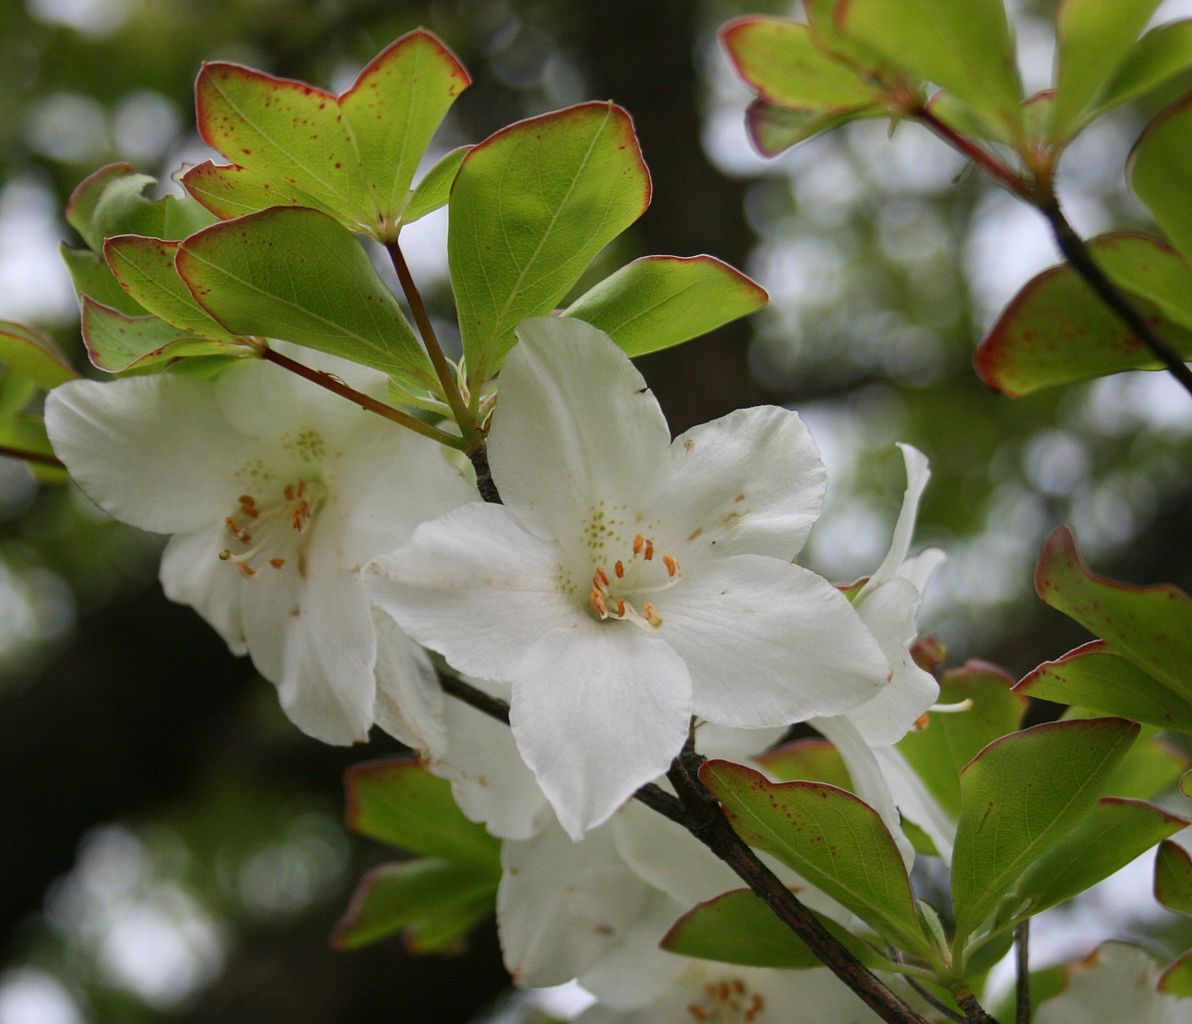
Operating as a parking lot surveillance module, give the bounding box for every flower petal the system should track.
[487,318,671,542]
[661,555,889,727]
[497,821,650,987]
[241,539,376,744]
[873,745,955,863]
[656,406,826,563]
[46,376,241,534]
[511,623,692,838]
[160,529,247,656]
[860,443,930,598]
[371,606,444,757]
[366,502,578,683]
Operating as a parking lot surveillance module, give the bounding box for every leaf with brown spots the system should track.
[1035,525,1192,702]
[188,29,469,240]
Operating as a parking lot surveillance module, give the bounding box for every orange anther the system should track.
[591,590,608,616]
[595,567,610,588]
[239,531,252,544]
[687,1007,708,1023]
[663,553,678,577]
[732,979,745,995]
[614,560,625,578]
[643,601,661,626]
[616,598,627,617]
[269,558,286,569]
[238,494,254,505]
[644,538,654,560]
[225,516,239,533]
[237,562,256,578]
[284,484,295,501]
[633,533,645,554]
[297,479,307,498]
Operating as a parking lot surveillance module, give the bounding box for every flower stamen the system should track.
[219,477,323,577]
[587,534,680,629]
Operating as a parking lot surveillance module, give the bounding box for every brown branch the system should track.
[467,442,501,504]
[1038,199,1192,398]
[260,347,467,449]
[1015,922,1030,1024]
[665,749,930,1024]
[914,106,1031,200]
[0,445,64,469]
[953,986,1001,1024]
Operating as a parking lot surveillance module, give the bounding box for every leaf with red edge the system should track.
[1159,950,1192,996]
[80,298,244,374]
[448,102,651,384]
[721,17,880,109]
[188,29,469,240]
[755,738,853,790]
[744,98,883,157]
[898,661,1028,819]
[699,759,929,955]
[974,233,1192,396]
[343,757,498,868]
[333,857,497,952]
[562,255,768,357]
[1036,525,1192,701]
[661,888,895,970]
[1154,840,1192,917]
[1131,91,1192,259]
[0,321,78,389]
[1016,640,1192,732]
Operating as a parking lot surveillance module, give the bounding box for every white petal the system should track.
[159,530,247,656]
[860,443,930,598]
[694,722,789,762]
[487,318,670,542]
[1036,943,1178,1024]
[497,821,650,987]
[432,695,553,841]
[873,745,955,864]
[661,555,889,727]
[365,502,578,683]
[46,376,241,534]
[898,547,946,594]
[511,624,692,839]
[812,715,915,869]
[370,606,445,757]
[848,577,940,746]
[656,406,826,563]
[242,539,376,744]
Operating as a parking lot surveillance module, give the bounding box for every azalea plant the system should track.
[1,3,1191,1023]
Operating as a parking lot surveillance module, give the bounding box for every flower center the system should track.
[685,977,767,1022]
[219,477,326,577]
[589,532,680,630]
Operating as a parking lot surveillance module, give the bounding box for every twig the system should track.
[914,106,1030,200]
[0,445,64,469]
[954,987,1001,1024]
[1015,921,1030,1024]
[260,346,467,450]
[905,977,966,1024]
[1038,199,1192,398]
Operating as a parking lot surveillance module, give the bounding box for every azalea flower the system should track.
[810,444,951,863]
[46,349,474,744]
[367,316,890,838]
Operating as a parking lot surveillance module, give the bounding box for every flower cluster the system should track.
[46,317,943,1017]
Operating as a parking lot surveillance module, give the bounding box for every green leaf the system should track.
[1160,950,1192,996]
[66,162,215,254]
[1101,730,1190,802]
[0,321,78,389]
[1016,641,1192,732]
[1131,92,1192,258]
[837,0,1023,138]
[0,413,67,483]
[343,757,499,869]
[104,235,244,341]
[401,146,472,226]
[448,101,651,384]
[1036,525,1192,700]
[743,98,882,156]
[974,235,1192,396]
[1001,797,1189,927]
[1154,840,1192,917]
[720,17,880,109]
[80,298,244,374]
[1049,0,1164,143]
[700,759,928,954]
[61,244,146,315]
[661,888,895,970]
[191,30,469,240]
[951,716,1140,949]
[755,738,854,790]
[562,255,768,357]
[1098,21,1192,116]
[332,858,496,952]
[175,207,433,386]
[898,661,1027,819]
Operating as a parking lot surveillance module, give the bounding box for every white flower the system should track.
[46,350,474,744]
[810,444,951,863]
[367,317,890,838]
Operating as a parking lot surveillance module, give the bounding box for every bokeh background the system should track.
[1,0,1190,1021]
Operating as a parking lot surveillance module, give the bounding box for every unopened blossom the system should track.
[46,348,473,744]
[368,317,890,838]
